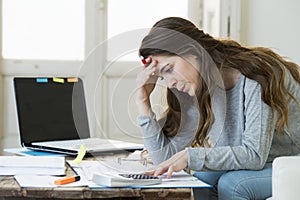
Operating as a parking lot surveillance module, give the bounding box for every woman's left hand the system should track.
[145,149,188,178]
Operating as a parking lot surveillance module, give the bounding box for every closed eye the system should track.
[159,67,172,80]
[165,67,173,73]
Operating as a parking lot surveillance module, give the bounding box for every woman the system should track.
[136,17,300,200]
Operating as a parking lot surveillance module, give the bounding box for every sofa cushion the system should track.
[272,156,300,200]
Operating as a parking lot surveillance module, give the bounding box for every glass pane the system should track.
[2,0,85,60]
[107,0,189,61]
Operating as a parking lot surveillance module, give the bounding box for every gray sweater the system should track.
[137,73,300,171]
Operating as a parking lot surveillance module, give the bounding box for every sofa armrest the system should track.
[272,156,300,200]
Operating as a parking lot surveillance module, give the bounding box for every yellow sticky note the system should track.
[71,144,86,164]
[67,78,78,83]
[53,78,65,83]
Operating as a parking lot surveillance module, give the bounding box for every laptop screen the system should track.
[14,77,90,146]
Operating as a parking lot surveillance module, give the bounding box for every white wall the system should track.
[240,0,300,65]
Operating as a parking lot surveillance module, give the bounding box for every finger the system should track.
[144,169,155,176]
[137,66,155,81]
[142,65,157,81]
[145,57,152,64]
[154,166,167,176]
[146,58,157,68]
[167,165,175,179]
[141,57,152,68]
[148,66,157,77]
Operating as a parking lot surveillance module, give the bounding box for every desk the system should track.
[0,178,193,200]
[0,155,196,200]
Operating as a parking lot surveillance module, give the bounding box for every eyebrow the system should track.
[159,63,170,74]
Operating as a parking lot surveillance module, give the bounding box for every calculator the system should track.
[92,172,162,187]
[119,173,160,179]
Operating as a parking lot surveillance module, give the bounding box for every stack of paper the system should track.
[0,156,65,175]
[4,148,66,156]
[68,160,212,189]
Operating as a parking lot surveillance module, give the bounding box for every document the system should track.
[68,160,212,188]
[0,156,65,175]
[4,148,66,157]
[14,175,87,188]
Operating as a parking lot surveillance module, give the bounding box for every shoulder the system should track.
[241,75,263,105]
[243,75,260,91]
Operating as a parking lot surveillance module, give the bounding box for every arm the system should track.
[146,78,277,176]
[187,78,276,171]
[138,98,198,164]
[136,58,198,164]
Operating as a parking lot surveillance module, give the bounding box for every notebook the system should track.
[13,77,144,156]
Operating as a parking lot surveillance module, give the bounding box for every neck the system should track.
[221,67,241,90]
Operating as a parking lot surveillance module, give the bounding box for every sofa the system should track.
[268,156,300,200]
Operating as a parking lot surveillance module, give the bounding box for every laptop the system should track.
[13,77,144,156]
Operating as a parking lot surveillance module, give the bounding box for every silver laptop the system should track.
[13,77,143,156]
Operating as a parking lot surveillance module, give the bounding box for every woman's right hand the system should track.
[135,57,159,115]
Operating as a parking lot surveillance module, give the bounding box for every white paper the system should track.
[4,148,66,157]
[68,160,211,189]
[0,156,65,175]
[14,175,87,187]
[0,167,65,176]
[0,156,65,168]
[68,159,155,180]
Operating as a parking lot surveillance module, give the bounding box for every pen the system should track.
[54,175,80,185]
[140,56,147,65]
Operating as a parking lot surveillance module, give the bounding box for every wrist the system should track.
[136,98,153,117]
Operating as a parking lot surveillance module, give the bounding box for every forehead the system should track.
[152,55,174,62]
[152,55,179,68]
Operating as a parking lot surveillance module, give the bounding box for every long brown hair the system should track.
[139,17,300,147]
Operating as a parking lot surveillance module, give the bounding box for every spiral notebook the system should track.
[13,77,143,156]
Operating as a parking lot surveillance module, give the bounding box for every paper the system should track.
[4,148,66,157]
[67,78,78,82]
[68,160,212,189]
[53,78,64,83]
[69,159,154,180]
[0,156,65,175]
[15,175,87,188]
[71,144,86,164]
[36,78,48,83]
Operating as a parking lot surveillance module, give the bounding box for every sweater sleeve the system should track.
[137,93,199,165]
[188,79,277,171]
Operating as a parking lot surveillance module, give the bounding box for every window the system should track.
[2,0,85,60]
[107,0,189,38]
[106,0,193,61]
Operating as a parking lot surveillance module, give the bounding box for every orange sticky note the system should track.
[67,78,78,82]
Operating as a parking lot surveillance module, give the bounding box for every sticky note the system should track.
[67,78,78,82]
[53,78,65,83]
[71,144,86,164]
[36,78,48,83]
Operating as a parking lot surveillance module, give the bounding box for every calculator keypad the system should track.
[119,173,159,179]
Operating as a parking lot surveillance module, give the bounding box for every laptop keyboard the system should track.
[35,138,117,150]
